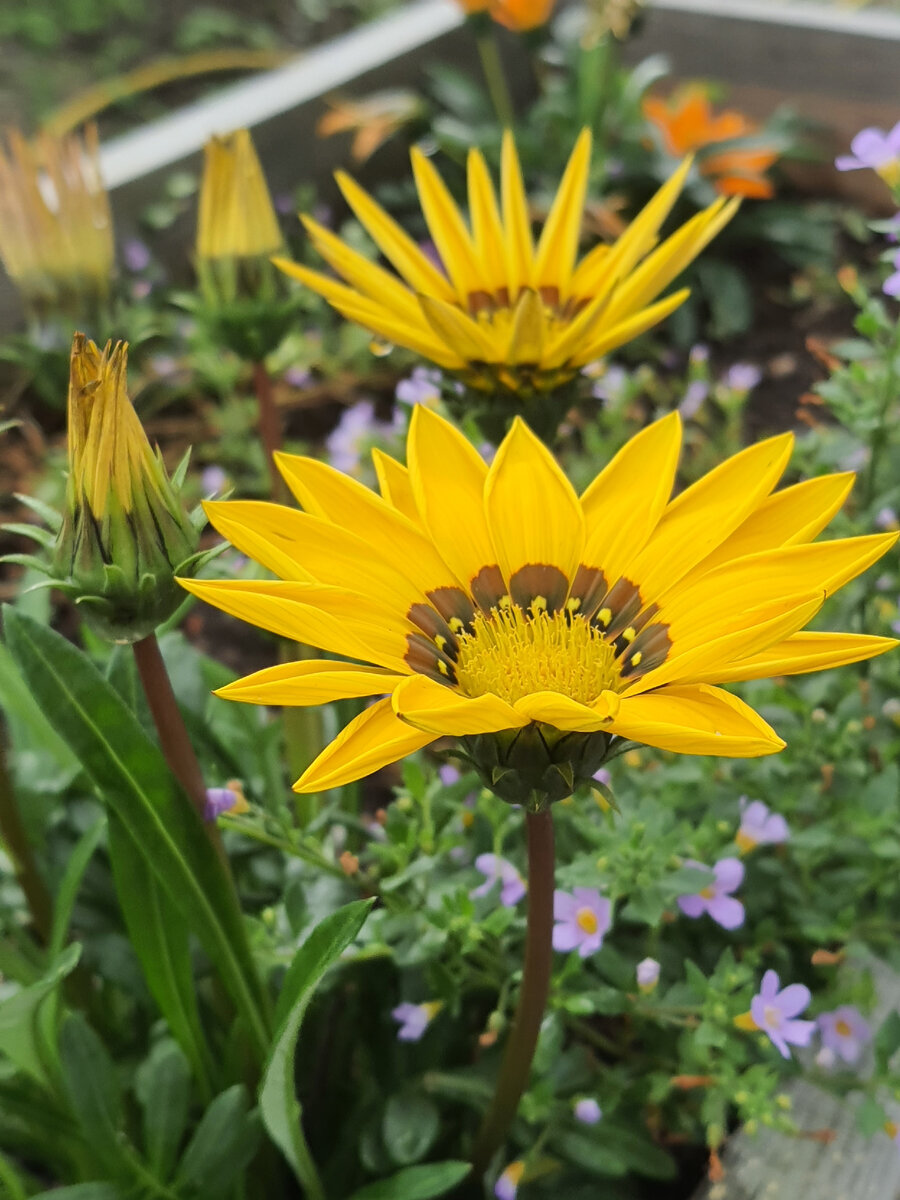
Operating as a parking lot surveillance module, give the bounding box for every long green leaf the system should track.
[0,943,80,1087]
[58,1014,125,1177]
[346,1162,472,1200]
[108,813,214,1096]
[173,1085,261,1200]
[260,899,374,1196]
[3,609,270,1059]
[135,1041,192,1183]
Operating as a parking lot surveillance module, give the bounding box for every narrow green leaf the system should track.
[28,1185,127,1200]
[261,899,374,1194]
[0,643,80,779]
[3,609,270,1059]
[0,943,81,1087]
[58,1014,126,1177]
[108,813,213,1096]
[48,818,105,961]
[135,1041,192,1182]
[173,1085,261,1200]
[346,1162,472,1200]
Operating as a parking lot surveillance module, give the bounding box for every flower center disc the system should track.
[576,907,599,934]
[455,603,620,706]
[763,1004,782,1030]
[835,1019,852,1037]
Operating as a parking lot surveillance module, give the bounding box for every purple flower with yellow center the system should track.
[391,999,442,1042]
[204,780,249,821]
[471,854,526,907]
[494,1160,525,1200]
[736,798,789,853]
[817,1005,871,1065]
[836,121,900,188]
[553,887,612,957]
[677,858,744,929]
[574,1097,603,1124]
[637,957,660,993]
[737,970,815,1058]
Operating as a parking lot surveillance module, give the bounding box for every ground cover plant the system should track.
[1,2,900,1198]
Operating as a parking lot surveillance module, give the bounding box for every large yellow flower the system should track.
[274,131,735,399]
[181,411,896,799]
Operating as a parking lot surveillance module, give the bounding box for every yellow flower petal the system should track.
[505,288,546,365]
[533,127,592,296]
[391,674,525,735]
[417,293,498,362]
[411,146,483,305]
[692,631,900,685]
[300,214,425,320]
[501,129,535,297]
[216,659,405,705]
[371,449,420,522]
[513,689,620,730]
[572,288,689,366]
[485,418,584,594]
[605,684,785,757]
[579,412,681,586]
[467,147,507,295]
[407,405,496,593]
[293,697,436,792]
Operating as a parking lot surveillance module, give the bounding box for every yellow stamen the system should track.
[576,907,599,934]
[455,604,620,705]
[835,1019,852,1038]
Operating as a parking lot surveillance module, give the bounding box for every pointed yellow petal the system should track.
[216,660,405,705]
[300,214,423,320]
[335,169,456,302]
[391,674,525,735]
[179,577,408,670]
[467,147,507,294]
[694,631,899,685]
[572,288,689,367]
[501,129,535,297]
[407,406,496,593]
[534,128,592,295]
[200,499,313,581]
[605,684,785,757]
[513,689,619,731]
[371,448,420,522]
[418,293,497,362]
[630,433,795,601]
[542,276,619,369]
[579,412,681,586]
[411,146,483,304]
[505,288,546,365]
[485,417,584,591]
[293,696,436,792]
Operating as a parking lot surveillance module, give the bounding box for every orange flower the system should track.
[317,91,423,163]
[491,0,556,32]
[643,87,779,200]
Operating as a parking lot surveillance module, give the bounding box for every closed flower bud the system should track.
[53,334,203,642]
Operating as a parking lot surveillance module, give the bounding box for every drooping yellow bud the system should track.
[0,125,113,319]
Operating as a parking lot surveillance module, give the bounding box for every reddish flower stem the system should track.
[252,360,283,494]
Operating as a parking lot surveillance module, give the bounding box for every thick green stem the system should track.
[476,31,515,129]
[470,807,555,1178]
[0,734,53,944]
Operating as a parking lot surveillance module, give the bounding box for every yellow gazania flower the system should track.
[197,128,282,262]
[181,410,897,798]
[0,124,113,318]
[274,131,735,399]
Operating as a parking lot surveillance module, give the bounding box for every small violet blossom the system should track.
[391,1000,442,1042]
[817,1005,871,1066]
[679,379,709,419]
[747,970,815,1059]
[723,362,762,393]
[736,799,790,853]
[876,506,900,531]
[574,1097,603,1125]
[122,238,151,272]
[471,854,526,907]
[637,957,661,993]
[395,366,443,408]
[325,399,402,475]
[835,121,900,183]
[884,249,900,299]
[494,1161,525,1200]
[553,888,612,957]
[201,465,228,496]
[204,781,248,821]
[283,365,312,388]
[677,858,745,930]
[689,342,709,365]
[593,767,612,788]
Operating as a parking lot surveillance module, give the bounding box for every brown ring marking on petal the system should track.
[495,286,511,309]
[470,564,508,613]
[617,621,672,679]
[427,586,477,635]
[404,631,458,687]
[509,564,570,615]
[539,284,560,309]
[468,289,496,316]
[569,565,609,620]
[407,602,460,661]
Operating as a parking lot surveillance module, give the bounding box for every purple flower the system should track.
[736,799,790,853]
[284,366,312,388]
[723,363,762,393]
[588,363,628,402]
[593,767,612,788]
[677,858,745,930]
[836,121,900,179]
[122,238,150,272]
[204,781,248,821]
[876,505,900,530]
[325,399,402,475]
[494,1161,524,1200]
[553,887,612,957]
[574,1097,603,1124]
[395,366,442,408]
[637,957,660,993]
[749,970,815,1058]
[884,249,900,298]
[201,465,228,496]
[391,1000,442,1042]
[471,854,526,907]
[439,764,461,786]
[679,379,709,419]
[689,343,709,365]
[817,1005,871,1065]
